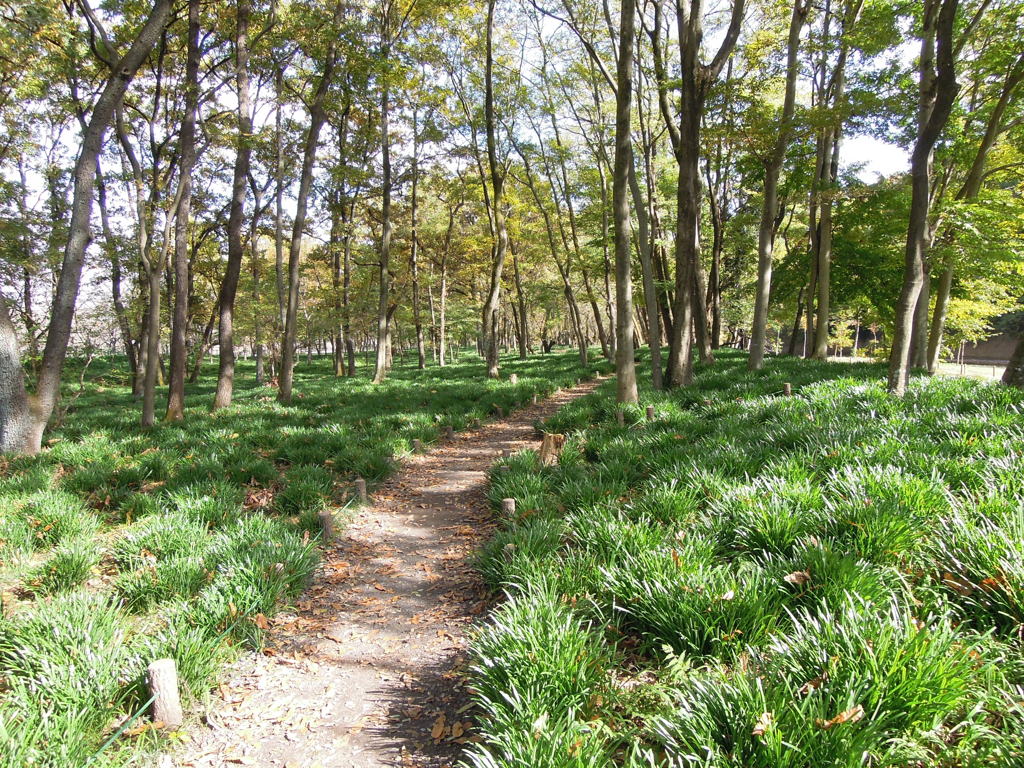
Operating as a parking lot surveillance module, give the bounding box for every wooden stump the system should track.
[147,658,183,729]
[495,406,504,418]
[539,433,566,466]
[615,410,625,426]
[645,405,655,421]
[318,510,335,540]
[509,373,519,384]
[355,477,368,503]
[501,498,516,516]
[783,382,793,396]
[472,418,481,429]
[412,438,423,453]
[444,425,455,440]
[531,394,538,405]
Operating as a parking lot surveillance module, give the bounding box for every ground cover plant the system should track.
[0,349,599,768]
[472,350,1024,767]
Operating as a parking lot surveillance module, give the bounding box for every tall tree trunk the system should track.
[166,0,200,421]
[927,50,1024,373]
[96,161,137,374]
[280,4,341,401]
[274,67,286,339]
[613,0,638,403]
[481,0,508,379]
[0,0,171,453]
[511,243,529,358]
[372,36,393,384]
[749,1,806,370]
[410,107,426,369]
[213,0,252,410]
[888,0,961,395]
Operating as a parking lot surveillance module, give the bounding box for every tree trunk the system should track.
[888,0,961,395]
[748,1,806,370]
[96,161,137,375]
[212,0,252,410]
[511,243,529,358]
[926,50,1024,373]
[165,0,200,422]
[481,0,507,380]
[0,0,171,451]
[410,107,425,370]
[372,81,393,384]
[280,5,341,401]
[613,0,638,403]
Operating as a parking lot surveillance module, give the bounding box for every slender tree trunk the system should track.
[212,0,252,410]
[511,243,529,358]
[96,162,137,374]
[749,1,806,370]
[481,0,507,379]
[888,0,961,395]
[166,0,200,421]
[410,107,425,369]
[613,0,638,403]
[280,5,341,401]
[274,67,286,339]
[372,37,394,385]
[927,50,1024,373]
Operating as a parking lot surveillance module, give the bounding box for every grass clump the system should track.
[469,350,1024,766]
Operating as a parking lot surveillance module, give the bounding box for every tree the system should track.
[612,0,637,403]
[0,0,171,454]
[748,0,808,371]
[888,0,962,395]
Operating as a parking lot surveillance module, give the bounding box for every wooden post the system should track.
[616,410,625,426]
[783,382,792,396]
[501,498,516,516]
[495,406,504,418]
[509,373,518,384]
[538,433,566,466]
[318,509,335,540]
[147,658,183,729]
[444,425,455,440]
[645,405,655,421]
[412,438,423,453]
[472,418,481,429]
[355,477,368,502]
[531,393,538,405]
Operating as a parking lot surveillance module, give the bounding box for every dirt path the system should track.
[173,377,605,768]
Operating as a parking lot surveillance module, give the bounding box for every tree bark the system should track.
[213,0,252,410]
[280,2,341,401]
[372,66,393,384]
[613,0,638,403]
[165,0,200,421]
[410,107,426,369]
[481,0,508,379]
[749,1,806,370]
[888,0,961,395]
[0,0,170,453]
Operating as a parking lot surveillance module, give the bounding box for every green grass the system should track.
[469,350,1024,767]
[0,348,601,768]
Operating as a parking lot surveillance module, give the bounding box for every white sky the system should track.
[842,135,909,182]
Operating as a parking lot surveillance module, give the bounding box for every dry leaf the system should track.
[752,711,774,738]
[784,569,811,586]
[815,705,864,730]
[431,714,446,739]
